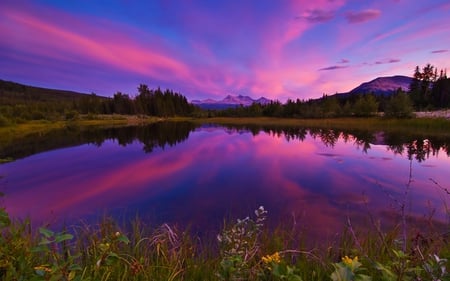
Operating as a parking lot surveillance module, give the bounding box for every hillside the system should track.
[0,79,108,104]
[348,75,412,95]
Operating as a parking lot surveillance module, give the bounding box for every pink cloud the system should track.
[345,9,381,23]
[2,7,190,82]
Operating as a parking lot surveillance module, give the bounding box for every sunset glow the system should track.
[1,1,449,101]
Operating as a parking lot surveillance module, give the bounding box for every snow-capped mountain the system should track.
[192,94,272,109]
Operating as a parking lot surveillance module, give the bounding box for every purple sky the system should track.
[1,0,449,101]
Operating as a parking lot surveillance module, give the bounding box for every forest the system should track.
[0,82,197,125]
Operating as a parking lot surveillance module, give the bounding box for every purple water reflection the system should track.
[1,126,449,242]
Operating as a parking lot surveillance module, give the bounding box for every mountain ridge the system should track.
[0,79,108,102]
[347,75,412,96]
[192,94,272,110]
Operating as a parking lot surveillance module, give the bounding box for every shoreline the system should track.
[414,109,450,118]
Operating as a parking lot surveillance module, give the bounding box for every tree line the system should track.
[409,64,450,109]
[212,91,411,118]
[74,84,196,117]
[0,83,198,125]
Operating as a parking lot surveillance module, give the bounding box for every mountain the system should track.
[348,75,413,96]
[192,94,272,110]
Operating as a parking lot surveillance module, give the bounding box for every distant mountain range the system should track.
[192,95,272,110]
[192,75,413,109]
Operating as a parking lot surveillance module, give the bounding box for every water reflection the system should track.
[209,123,450,162]
[1,122,449,243]
[0,121,199,160]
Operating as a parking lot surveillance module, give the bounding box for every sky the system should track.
[1,0,449,102]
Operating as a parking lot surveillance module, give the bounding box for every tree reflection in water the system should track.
[1,122,449,163]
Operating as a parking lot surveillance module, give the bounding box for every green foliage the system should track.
[0,215,36,280]
[65,110,79,120]
[330,256,371,281]
[374,250,422,281]
[353,94,379,117]
[260,252,303,281]
[217,206,267,280]
[0,200,11,229]
[0,114,10,127]
[31,227,81,281]
[422,254,449,281]
[384,90,414,118]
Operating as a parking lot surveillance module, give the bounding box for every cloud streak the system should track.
[296,9,335,23]
[375,58,401,64]
[345,9,381,23]
[319,65,349,71]
[431,49,448,54]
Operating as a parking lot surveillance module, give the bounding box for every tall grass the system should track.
[1,203,449,280]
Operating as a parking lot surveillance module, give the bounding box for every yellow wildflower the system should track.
[262,252,281,264]
[341,255,358,266]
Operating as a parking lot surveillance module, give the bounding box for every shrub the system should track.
[64,110,79,121]
[384,91,414,118]
[0,114,10,127]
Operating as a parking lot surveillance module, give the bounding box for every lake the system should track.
[1,122,449,243]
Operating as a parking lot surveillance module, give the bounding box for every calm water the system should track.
[1,122,449,242]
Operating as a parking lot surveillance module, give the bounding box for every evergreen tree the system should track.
[409,65,423,108]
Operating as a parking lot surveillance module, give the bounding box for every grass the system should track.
[0,115,162,155]
[0,204,448,281]
[191,116,450,137]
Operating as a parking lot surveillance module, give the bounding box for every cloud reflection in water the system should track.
[2,125,449,242]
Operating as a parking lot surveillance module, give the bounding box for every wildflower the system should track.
[115,231,121,237]
[342,255,358,266]
[262,252,281,264]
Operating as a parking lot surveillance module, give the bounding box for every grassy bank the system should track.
[0,115,161,138]
[0,115,161,160]
[3,116,450,143]
[192,117,450,136]
[1,205,449,281]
